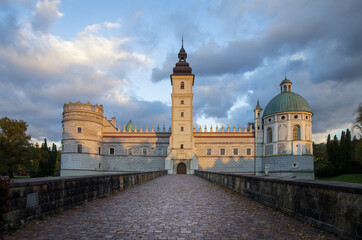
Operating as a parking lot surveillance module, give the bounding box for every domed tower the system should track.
[262,77,314,179]
[61,101,104,176]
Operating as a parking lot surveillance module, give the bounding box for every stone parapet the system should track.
[195,170,362,240]
[63,101,104,116]
[1,171,167,231]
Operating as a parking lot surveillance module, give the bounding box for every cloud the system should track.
[31,0,63,33]
[0,4,155,141]
[104,21,120,29]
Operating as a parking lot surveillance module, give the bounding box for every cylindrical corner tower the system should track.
[61,101,104,176]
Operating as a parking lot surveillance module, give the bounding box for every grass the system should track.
[317,174,362,184]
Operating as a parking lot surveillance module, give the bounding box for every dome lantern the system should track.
[280,76,292,93]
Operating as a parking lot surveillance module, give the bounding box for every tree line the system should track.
[314,129,362,177]
[314,104,362,177]
[0,117,60,178]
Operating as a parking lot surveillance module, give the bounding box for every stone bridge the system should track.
[2,171,361,239]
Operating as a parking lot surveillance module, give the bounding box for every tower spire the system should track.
[182,35,183,48]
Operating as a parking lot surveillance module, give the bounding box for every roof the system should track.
[280,76,292,85]
[263,92,312,117]
[125,120,135,132]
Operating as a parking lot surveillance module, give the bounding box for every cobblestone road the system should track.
[4,175,338,240]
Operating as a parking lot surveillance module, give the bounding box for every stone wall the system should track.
[195,170,362,239]
[1,171,167,230]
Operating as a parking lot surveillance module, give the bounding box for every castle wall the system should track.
[194,130,255,173]
[262,155,314,179]
[102,132,170,172]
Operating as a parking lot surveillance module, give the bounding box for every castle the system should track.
[61,43,314,179]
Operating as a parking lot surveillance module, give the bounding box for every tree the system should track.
[0,117,31,178]
[39,138,50,177]
[353,103,362,135]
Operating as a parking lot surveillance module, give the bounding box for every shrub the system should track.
[0,175,11,213]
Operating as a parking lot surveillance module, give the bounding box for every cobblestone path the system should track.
[4,175,338,240]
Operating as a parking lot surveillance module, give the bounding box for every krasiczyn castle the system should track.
[61,43,314,179]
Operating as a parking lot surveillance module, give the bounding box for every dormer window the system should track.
[181,82,184,89]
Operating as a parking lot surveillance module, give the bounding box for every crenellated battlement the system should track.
[63,101,104,116]
[116,124,171,133]
[193,124,254,133]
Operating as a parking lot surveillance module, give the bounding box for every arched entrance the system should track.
[177,162,186,174]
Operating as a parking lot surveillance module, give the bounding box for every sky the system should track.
[0,0,361,145]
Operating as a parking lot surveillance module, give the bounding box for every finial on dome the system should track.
[182,34,183,48]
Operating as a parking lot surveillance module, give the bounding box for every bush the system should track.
[0,175,11,229]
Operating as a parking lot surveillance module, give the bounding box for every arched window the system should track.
[267,127,273,143]
[284,85,287,92]
[293,125,301,140]
[181,82,184,89]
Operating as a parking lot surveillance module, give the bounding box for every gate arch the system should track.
[177,162,186,174]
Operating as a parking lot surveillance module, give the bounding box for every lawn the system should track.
[317,174,362,184]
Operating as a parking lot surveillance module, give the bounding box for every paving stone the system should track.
[4,175,338,239]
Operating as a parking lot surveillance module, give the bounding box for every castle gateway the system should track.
[61,44,314,179]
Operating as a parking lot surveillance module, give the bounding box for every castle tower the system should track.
[165,40,198,174]
[262,77,314,179]
[61,101,104,176]
[254,100,263,175]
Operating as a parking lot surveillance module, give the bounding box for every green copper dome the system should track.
[263,92,312,117]
[125,120,135,132]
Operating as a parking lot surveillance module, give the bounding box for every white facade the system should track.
[61,46,314,179]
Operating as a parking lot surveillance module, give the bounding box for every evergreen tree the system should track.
[48,143,57,176]
[39,138,49,176]
[326,134,333,164]
[332,135,339,167]
[345,129,352,169]
[339,131,347,170]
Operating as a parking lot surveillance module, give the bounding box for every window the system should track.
[143,148,147,156]
[77,144,82,153]
[207,149,211,155]
[181,126,184,131]
[157,148,163,155]
[284,85,287,92]
[98,147,101,155]
[110,148,115,155]
[220,148,225,155]
[128,148,132,155]
[306,116,309,120]
[293,125,301,140]
[268,118,272,122]
[267,127,273,143]
[180,144,184,149]
[233,148,238,155]
[246,148,251,155]
[281,116,285,120]
[181,112,184,117]
[181,82,184,89]
[294,115,298,119]
[181,100,184,104]
[77,127,82,133]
